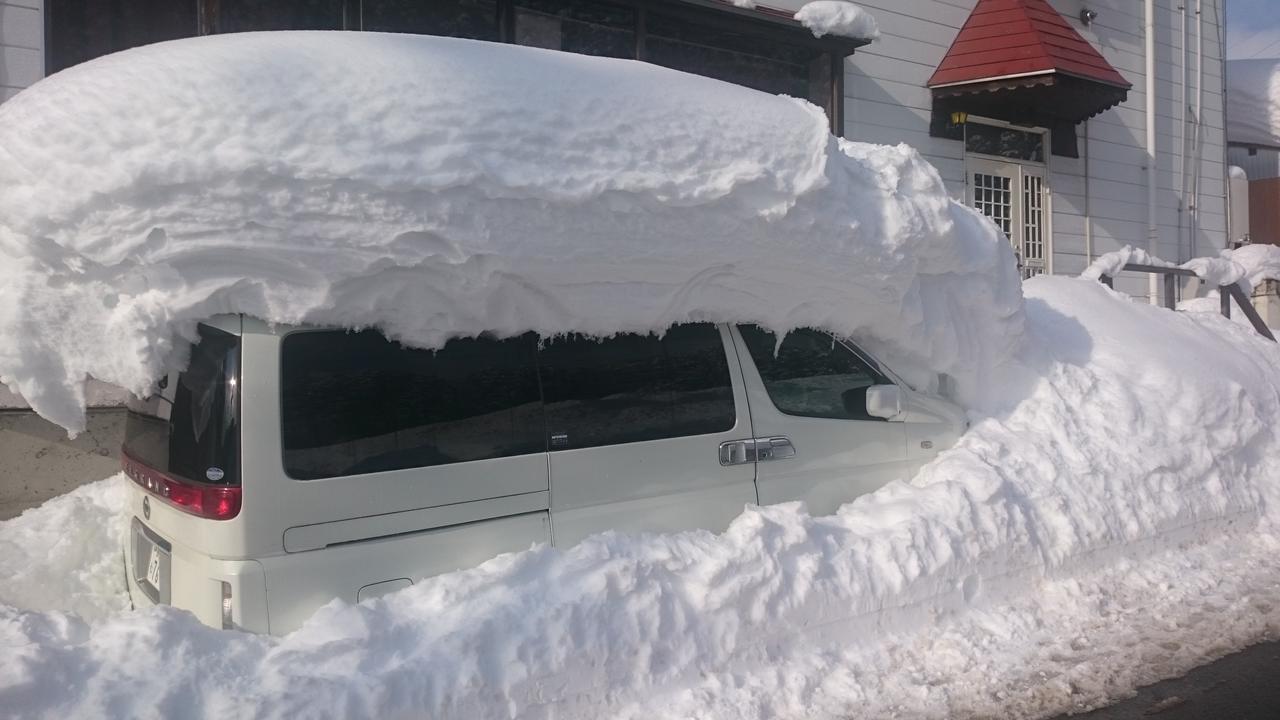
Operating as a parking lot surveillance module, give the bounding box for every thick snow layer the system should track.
[1226,59,1280,148]
[3,277,1280,719]
[794,2,880,41]
[0,32,1017,434]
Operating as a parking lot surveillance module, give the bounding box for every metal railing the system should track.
[1097,263,1277,342]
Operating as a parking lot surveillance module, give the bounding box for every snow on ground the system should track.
[3,276,1280,720]
[794,2,880,41]
[0,475,129,621]
[1227,59,1280,148]
[0,31,1017,434]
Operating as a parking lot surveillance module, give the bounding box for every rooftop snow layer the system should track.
[1226,59,1280,148]
[794,1,880,41]
[0,32,1022,433]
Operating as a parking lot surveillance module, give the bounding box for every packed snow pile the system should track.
[4,276,1280,719]
[1226,59,1280,148]
[0,475,129,620]
[0,31,1018,435]
[794,1,880,41]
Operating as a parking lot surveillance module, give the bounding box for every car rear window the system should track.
[280,330,545,479]
[124,324,241,484]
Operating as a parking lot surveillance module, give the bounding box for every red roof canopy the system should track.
[928,0,1130,90]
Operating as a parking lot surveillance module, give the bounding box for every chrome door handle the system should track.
[719,437,795,466]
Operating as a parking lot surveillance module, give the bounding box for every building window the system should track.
[966,122,1050,279]
[200,0,345,33]
[362,0,500,41]
[46,0,198,75]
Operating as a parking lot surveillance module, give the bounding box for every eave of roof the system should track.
[927,0,1130,91]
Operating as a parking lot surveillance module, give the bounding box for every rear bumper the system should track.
[123,514,269,633]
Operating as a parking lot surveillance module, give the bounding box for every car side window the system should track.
[281,330,544,479]
[537,323,736,450]
[737,325,889,421]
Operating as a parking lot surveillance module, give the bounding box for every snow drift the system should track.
[0,31,1021,434]
[3,276,1280,720]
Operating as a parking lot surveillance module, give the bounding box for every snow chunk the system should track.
[795,1,880,41]
[0,32,1019,433]
[1086,244,1280,294]
[1080,245,1175,281]
[1226,59,1280,148]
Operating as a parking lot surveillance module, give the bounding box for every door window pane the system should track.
[362,0,499,40]
[538,324,735,450]
[205,0,344,32]
[281,331,543,479]
[738,325,888,421]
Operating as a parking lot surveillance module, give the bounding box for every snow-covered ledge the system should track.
[794,1,880,41]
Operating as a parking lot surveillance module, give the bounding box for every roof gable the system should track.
[927,0,1130,90]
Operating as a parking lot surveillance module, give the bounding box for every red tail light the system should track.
[121,449,241,520]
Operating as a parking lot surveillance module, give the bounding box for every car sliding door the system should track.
[733,325,908,517]
[539,323,757,547]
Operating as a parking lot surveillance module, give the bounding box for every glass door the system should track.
[968,157,1050,279]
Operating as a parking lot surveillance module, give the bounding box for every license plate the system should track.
[146,549,162,588]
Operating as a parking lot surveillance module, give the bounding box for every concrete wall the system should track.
[0,0,43,101]
[0,408,125,519]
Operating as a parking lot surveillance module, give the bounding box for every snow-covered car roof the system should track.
[0,31,1022,433]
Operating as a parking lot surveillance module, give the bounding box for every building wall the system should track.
[768,0,1227,300]
[0,0,42,101]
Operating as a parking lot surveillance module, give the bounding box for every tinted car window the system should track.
[281,331,544,479]
[738,325,889,421]
[537,323,736,449]
[124,324,241,485]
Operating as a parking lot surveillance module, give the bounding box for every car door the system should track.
[732,324,908,516]
[539,323,758,547]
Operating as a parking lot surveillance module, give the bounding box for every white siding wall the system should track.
[0,0,42,102]
[768,0,1227,299]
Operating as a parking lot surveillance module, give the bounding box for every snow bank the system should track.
[4,277,1280,719]
[0,475,129,621]
[1226,59,1280,148]
[794,2,880,41]
[0,31,1018,434]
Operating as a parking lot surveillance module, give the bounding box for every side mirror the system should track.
[864,384,902,420]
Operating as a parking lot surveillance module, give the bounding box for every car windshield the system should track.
[123,324,240,485]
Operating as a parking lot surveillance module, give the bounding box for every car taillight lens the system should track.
[121,450,241,520]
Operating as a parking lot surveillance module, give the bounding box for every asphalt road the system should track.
[1050,639,1280,719]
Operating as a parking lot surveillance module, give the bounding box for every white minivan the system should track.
[122,316,965,634]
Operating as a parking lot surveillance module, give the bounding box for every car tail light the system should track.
[121,449,241,520]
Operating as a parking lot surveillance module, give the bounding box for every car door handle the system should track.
[719,437,795,466]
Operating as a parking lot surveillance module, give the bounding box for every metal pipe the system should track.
[1178,1,1189,263]
[1084,120,1092,262]
[1145,0,1159,303]
[1192,0,1204,259]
